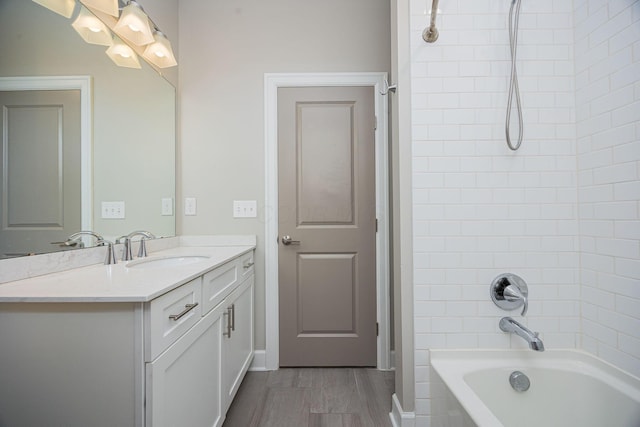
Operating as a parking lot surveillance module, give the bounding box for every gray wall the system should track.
[178,0,391,350]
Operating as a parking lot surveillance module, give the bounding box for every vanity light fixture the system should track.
[106,35,141,68]
[33,0,177,70]
[142,31,177,68]
[80,0,119,18]
[114,1,154,46]
[32,0,76,18]
[72,5,113,46]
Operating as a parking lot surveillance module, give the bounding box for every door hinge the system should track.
[376,322,379,336]
[376,218,378,232]
[374,115,378,131]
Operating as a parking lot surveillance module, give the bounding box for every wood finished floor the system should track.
[222,368,395,427]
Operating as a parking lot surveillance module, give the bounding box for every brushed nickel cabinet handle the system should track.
[231,303,236,331]
[224,308,232,338]
[243,261,254,269]
[168,303,198,321]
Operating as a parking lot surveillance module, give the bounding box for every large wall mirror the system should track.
[0,0,176,258]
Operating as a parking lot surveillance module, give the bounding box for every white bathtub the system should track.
[430,350,640,427]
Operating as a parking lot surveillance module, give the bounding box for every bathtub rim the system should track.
[430,349,640,427]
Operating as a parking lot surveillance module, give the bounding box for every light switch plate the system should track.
[101,201,125,219]
[161,198,173,216]
[185,197,197,216]
[233,200,257,218]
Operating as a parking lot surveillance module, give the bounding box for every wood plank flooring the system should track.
[222,368,395,427]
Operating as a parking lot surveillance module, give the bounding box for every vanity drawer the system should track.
[239,251,254,279]
[146,277,202,361]
[202,260,238,315]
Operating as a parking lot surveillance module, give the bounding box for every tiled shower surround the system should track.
[409,0,639,424]
[575,0,640,379]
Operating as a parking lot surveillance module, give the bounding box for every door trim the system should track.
[0,76,92,233]
[264,72,390,370]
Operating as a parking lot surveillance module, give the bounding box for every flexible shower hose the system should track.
[505,0,523,151]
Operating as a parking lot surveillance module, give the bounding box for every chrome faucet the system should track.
[65,231,117,265]
[119,231,156,261]
[499,316,545,351]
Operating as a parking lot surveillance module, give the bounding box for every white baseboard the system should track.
[251,349,396,372]
[249,350,269,371]
[390,393,415,427]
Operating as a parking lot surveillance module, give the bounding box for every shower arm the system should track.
[422,0,440,43]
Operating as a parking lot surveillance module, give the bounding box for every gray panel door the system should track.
[0,90,81,257]
[278,86,376,367]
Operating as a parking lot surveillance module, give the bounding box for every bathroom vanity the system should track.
[0,240,255,427]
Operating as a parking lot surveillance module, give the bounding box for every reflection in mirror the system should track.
[0,0,176,259]
[0,77,90,257]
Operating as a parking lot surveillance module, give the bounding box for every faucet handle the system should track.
[137,238,148,258]
[490,273,529,317]
[104,241,117,265]
[122,238,133,261]
[503,284,528,316]
[97,239,117,265]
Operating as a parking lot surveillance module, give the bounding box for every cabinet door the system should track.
[222,275,254,412]
[146,304,224,427]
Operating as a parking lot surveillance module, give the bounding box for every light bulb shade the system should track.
[106,36,142,68]
[80,0,119,18]
[72,6,112,46]
[142,32,177,68]
[114,1,154,46]
[32,0,76,18]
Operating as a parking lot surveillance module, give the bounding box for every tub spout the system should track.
[499,316,545,351]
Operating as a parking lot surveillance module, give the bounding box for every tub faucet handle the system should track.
[504,284,528,316]
[490,273,529,317]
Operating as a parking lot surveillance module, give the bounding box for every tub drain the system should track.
[509,370,530,392]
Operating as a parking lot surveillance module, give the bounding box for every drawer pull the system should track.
[168,303,198,321]
[243,261,254,269]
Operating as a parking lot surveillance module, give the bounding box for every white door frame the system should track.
[264,72,390,370]
[0,76,92,232]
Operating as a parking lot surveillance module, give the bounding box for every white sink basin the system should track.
[126,255,210,269]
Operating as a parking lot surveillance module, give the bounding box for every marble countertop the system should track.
[0,244,254,303]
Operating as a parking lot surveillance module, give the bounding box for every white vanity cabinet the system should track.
[146,258,254,427]
[0,247,255,427]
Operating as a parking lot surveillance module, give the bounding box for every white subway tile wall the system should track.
[409,0,639,424]
[575,0,640,379]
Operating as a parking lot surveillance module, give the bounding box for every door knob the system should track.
[281,235,300,246]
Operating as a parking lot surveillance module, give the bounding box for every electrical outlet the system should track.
[161,198,173,216]
[101,201,125,219]
[185,197,197,216]
[233,200,257,218]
